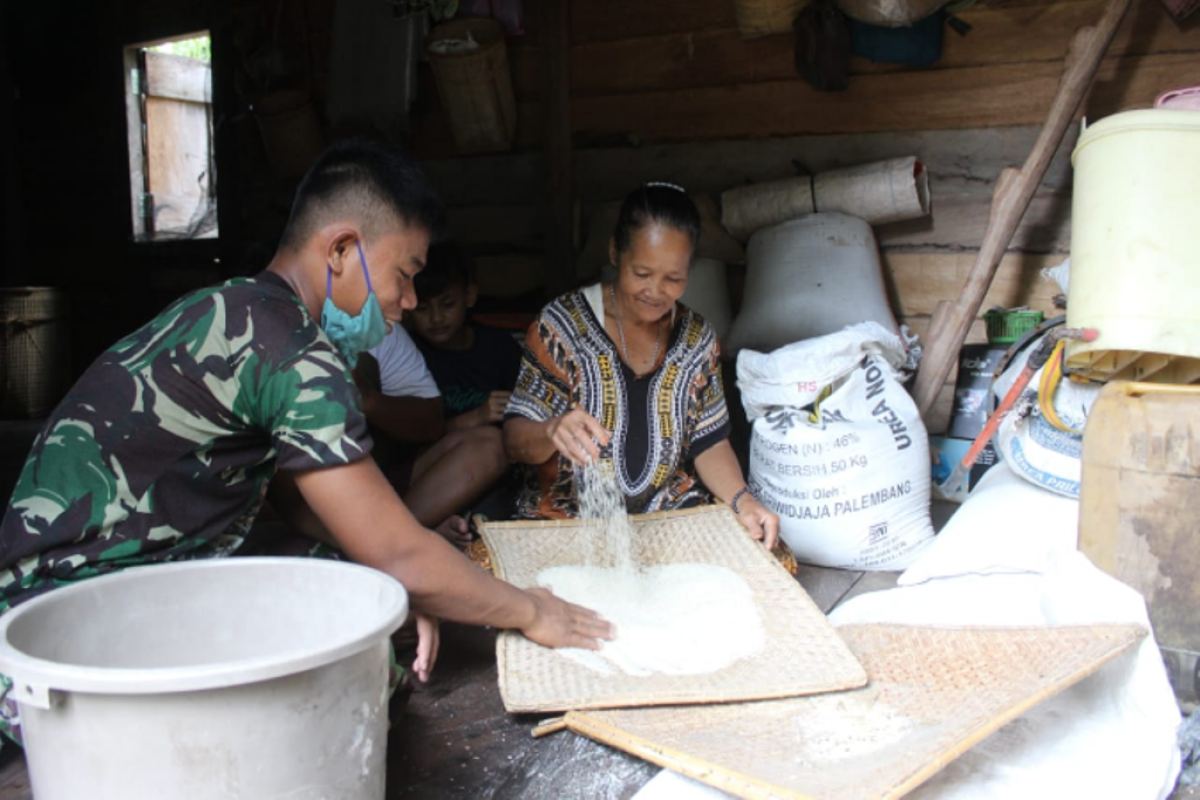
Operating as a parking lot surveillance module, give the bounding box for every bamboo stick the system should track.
[911,0,1133,420]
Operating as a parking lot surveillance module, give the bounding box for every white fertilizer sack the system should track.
[992,336,1101,498]
[747,353,934,570]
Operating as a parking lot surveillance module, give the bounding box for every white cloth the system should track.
[367,325,440,399]
[632,471,1182,800]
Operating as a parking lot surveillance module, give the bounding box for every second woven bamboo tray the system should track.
[565,623,1146,800]
[479,505,868,713]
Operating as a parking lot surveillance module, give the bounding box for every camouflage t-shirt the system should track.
[0,272,372,611]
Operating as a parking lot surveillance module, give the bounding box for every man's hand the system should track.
[545,409,611,466]
[520,587,615,650]
[411,612,440,683]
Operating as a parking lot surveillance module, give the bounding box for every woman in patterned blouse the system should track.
[503,184,779,549]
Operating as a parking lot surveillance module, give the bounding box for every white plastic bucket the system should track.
[1066,109,1200,381]
[0,557,408,800]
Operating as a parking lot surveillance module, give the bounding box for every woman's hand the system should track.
[521,587,616,649]
[411,611,440,683]
[545,409,611,466]
[736,494,780,551]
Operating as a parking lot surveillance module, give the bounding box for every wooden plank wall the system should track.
[273,0,1200,430]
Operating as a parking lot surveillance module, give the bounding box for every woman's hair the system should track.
[611,183,701,257]
[279,138,445,252]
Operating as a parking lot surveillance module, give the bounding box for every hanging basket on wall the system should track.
[734,0,806,38]
[835,0,949,26]
[426,17,517,153]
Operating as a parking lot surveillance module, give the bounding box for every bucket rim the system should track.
[0,557,408,701]
[1072,108,1200,165]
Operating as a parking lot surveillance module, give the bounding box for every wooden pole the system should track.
[911,0,1132,420]
[542,0,574,297]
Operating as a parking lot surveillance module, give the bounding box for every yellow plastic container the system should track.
[1065,109,1200,383]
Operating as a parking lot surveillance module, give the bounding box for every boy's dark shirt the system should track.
[415,324,522,418]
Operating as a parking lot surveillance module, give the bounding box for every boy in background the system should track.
[363,243,520,538]
[408,243,522,431]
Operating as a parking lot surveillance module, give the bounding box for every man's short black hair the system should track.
[414,241,474,302]
[279,138,446,252]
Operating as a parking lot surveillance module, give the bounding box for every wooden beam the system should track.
[877,191,1072,253]
[420,125,1073,205]
[542,0,574,295]
[570,0,735,44]
[567,51,1199,144]
[447,206,545,252]
[510,0,1200,98]
[882,252,1063,318]
[404,49,1197,156]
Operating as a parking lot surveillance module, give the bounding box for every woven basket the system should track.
[426,17,517,153]
[1,288,69,419]
[478,505,867,713]
[734,0,806,38]
[566,623,1146,800]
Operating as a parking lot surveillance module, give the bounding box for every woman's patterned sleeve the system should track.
[506,312,574,423]
[688,334,732,456]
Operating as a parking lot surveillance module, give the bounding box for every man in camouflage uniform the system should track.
[0,140,612,747]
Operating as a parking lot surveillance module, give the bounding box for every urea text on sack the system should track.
[866,362,912,450]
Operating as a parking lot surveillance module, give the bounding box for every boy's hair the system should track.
[279,138,446,252]
[612,183,701,256]
[414,241,474,300]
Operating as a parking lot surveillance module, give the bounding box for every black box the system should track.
[947,344,1008,440]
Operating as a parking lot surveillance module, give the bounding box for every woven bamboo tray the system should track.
[565,623,1146,800]
[478,505,867,713]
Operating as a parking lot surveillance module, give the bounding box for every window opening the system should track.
[124,33,217,241]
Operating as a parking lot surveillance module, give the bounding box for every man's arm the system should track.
[292,458,613,644]
[265,470,337,545]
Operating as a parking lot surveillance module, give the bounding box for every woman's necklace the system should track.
[611,283,662,376]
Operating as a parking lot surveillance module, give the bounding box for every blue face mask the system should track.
[320,241,389,369]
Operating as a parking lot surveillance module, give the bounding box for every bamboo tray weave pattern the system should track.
[565,623,1146,800]
[479,505,868,713]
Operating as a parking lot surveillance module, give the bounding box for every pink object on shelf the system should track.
[1155,85,1200,111]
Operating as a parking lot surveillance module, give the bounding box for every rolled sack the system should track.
[720,156,930,241]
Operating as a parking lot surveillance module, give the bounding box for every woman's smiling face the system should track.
[610,222,692,324]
